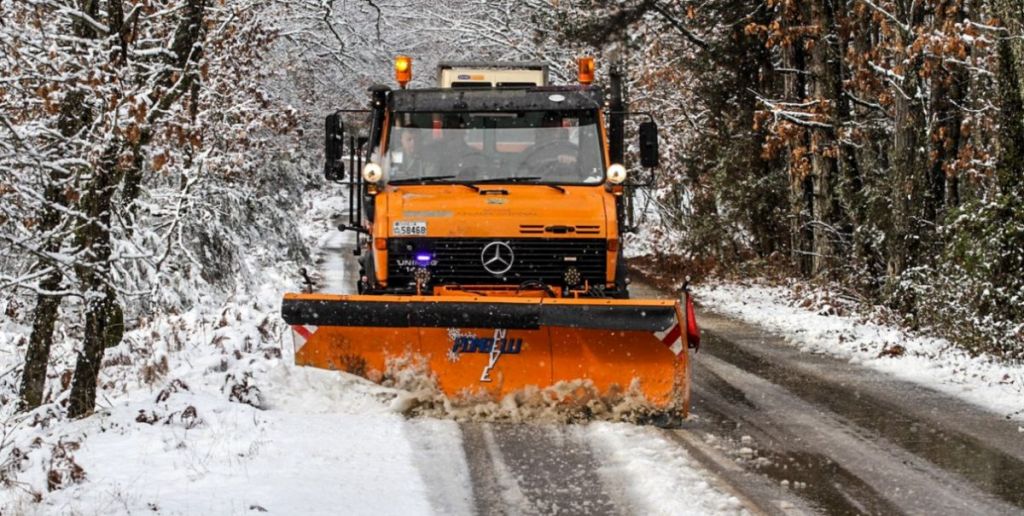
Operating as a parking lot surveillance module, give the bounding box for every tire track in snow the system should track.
[405,419,476,515]
[461,422,623,515]
[684,336,1022,515]
[461,423,531,515]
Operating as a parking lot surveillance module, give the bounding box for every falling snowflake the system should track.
[445,328,476,363]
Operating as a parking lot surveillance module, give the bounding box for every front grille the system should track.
[388,238,607,287]
[518,224,602,235]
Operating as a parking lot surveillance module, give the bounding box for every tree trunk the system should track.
[887,5,927,279]
[991,0,1024,105]
[995,37,1024,194]
[66,0,206,418]
[889,90,926,277]
[808,0,844,277]
[66,287,121,418]
[19,90,91,410]
[20,277,62,409]
[781,9,814,276]
[926,0,966,220]
[67,147,124,418]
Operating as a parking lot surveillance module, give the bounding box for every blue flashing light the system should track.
[415,253,432,264]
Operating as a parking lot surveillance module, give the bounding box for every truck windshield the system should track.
[382,110,605,185]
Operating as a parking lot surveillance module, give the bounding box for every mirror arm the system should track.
[338,223,371,235]
[604,110,656,123]
[624,168,657,188]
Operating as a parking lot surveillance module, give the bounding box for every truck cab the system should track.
[326,58,658,299]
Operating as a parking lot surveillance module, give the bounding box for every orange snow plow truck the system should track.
[282,57,700,416]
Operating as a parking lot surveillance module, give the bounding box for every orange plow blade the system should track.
[281,293,693,415]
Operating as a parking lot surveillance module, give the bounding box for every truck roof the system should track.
[436,62,549,88]
[389,87,603,113]
[437,61,547,70]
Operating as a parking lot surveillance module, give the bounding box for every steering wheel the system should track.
[526,159,578,179]
[520,141,579,174]
[452,151,491,180]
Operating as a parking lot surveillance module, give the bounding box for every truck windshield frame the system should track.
[380,109,606,186]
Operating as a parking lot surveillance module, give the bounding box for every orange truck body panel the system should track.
[369,184,619,287]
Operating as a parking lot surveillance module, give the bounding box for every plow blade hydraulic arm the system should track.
[281,293,694,414]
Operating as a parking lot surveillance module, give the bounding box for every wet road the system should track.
[665,291,1024,515]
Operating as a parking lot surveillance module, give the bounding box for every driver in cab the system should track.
[392,123,437,178]
[520,118,581,181]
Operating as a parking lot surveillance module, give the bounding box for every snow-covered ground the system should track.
[1,190,743,515]
[696,281,1024,423]
[1,271,457,515]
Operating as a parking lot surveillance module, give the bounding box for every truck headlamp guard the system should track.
[606,163,627,184]
[362,162,383,183]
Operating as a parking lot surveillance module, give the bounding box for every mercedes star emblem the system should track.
[481,241,514,275]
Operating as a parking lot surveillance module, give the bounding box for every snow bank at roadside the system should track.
[585,422,746,516]
[0,189,463,514]
[696,281,1024,422]
[0,278,447,515]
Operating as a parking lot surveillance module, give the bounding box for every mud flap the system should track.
[281,293,691,414]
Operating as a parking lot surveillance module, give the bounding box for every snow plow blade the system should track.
[281,293,693,414]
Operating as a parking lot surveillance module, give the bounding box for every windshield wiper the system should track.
[389,175,479,191]
[472,177,566,193]
[389,175,457,184]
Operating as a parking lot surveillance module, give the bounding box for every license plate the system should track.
[393,221,427,236]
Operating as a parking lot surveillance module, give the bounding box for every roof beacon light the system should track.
[395,56,412,88]
[577,56,595,85]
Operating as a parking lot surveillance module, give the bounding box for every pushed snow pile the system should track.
[696,280,1024,421]
[367,353,680,425]
[397,373,680,426]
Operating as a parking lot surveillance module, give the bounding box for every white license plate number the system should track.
[393,221,427,236]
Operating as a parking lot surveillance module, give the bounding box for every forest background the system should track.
[2,0,1022,422]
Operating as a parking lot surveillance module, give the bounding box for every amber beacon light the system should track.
[577,56,595,85]
[395,56,412,88]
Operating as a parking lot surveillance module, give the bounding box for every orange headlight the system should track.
[577,56,595,85]
[395,56,412,88]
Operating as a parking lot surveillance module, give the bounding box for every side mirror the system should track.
[639,121,659,168]
[324,113,345,180]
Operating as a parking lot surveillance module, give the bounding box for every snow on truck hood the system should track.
[387,185,609,238]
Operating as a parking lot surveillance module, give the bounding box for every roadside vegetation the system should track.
[538,0,1024,358]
